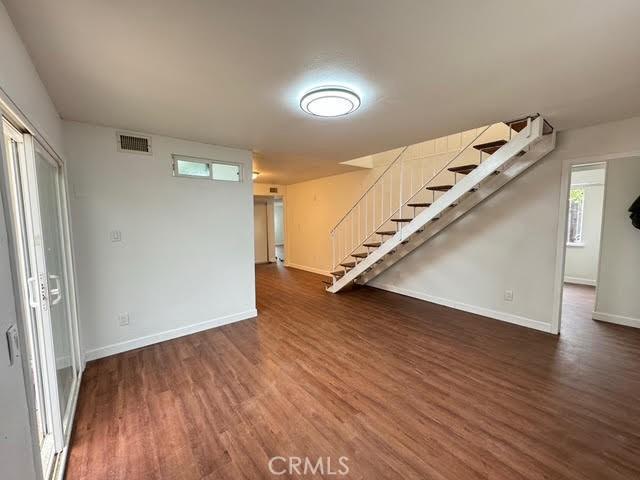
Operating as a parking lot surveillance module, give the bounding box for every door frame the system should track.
[0,111,83,479]
[1,119,58,478]
[550,151,640,334]
[22,135,82,445]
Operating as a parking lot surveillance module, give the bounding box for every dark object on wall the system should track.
[630,195,640,230]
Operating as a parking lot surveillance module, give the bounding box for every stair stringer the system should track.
[356,131,556,285]
[327,116,554,293]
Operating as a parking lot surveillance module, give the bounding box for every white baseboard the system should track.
[592,310,640,329]
[371,283,553,333]
[285,262,330,277]
[84,309,258,361]
[564,276,597,286]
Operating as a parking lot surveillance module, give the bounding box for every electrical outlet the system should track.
[504,290,514,302]
[110,230,122,242]
[118,313,130,326]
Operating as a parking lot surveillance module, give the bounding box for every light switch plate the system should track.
[118,313,129,326]
[504,290,514,302]
[110,230,122,242]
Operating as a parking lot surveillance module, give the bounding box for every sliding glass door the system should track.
[1,118,81,478]
[28,139,79,432]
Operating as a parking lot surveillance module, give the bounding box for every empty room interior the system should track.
[1,2,640,479]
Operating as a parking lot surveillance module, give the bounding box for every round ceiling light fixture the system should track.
[300,86,361,117]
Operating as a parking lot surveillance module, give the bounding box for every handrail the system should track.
[368,124,490,237]
[331,125,491,235]
[331,123,498,269]
[330,145,409,233]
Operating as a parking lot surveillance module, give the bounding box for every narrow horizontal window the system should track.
[176,159,210,177]
[172,155,242,182]
[211,162,241,182]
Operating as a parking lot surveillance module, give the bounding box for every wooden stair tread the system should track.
[322,280,333,286]
[390,218,412,223]
[426,185,453,192]
[330,270,345,277]
[448,164,478,174]
[473,140,507,155]
[407,202,431,208]
[363,242,381,248]
[340,261,356,268]
[352,252,368,258]
[376,231,395,236]
[505,115,554,135]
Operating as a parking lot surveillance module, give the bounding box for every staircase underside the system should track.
[327,116,556,293]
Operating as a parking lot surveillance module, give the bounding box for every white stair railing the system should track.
[330,122,516,272]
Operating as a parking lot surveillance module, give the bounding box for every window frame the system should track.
[171,154,244,183]
[566,186,585,247]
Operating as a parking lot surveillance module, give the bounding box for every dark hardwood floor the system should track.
[65,266,640,479]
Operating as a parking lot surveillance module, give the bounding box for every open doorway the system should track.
[274,199,285,262]
[253,195,285,264]
[559,163,606,334]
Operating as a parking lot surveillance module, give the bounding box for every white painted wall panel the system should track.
[64,121,256,359]
[594,157,640,326]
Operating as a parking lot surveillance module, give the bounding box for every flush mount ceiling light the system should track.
[300,86,361,117]
[252,171,260,180]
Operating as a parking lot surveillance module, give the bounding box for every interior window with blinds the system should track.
[172,155,242,182]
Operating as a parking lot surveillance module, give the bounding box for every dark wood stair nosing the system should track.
[473,140,507,155]
[448,164,479,174]
[505,115,553,135]
[426,185,453,192]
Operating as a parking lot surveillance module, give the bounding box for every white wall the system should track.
[285,168,375,274]
[0,1,63,155]
[594,157,640,328]
[0,3,64,478]
[564,166,605,285]
[274,201,284,245]
[370,153,562,332]
[254,201,269,263]
[284,124,510,274]
[284,116,640,332]
[64,121,256,360]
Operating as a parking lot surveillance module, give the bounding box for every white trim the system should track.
[551,157,618,335]
[564,276,596,286]
[52,368,82,480]
[84,309,257,361]
[284,262,331,277]
[571,181,604,187]
[372,283,554,333]
[593,311,640,329]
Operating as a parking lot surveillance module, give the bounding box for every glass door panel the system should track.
[33,149,76,420]
[2,120,57,477]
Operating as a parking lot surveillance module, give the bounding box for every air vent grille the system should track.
[117,132,151,154]
[269,187,278,193]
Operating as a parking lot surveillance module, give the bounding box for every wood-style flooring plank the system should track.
[65,267,640,479]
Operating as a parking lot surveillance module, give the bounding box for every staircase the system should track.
[327,114,556,293]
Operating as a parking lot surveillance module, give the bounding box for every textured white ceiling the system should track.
[5,0,640,184]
